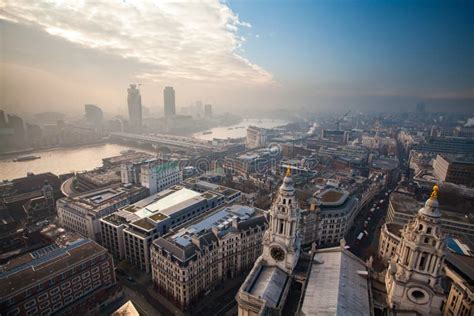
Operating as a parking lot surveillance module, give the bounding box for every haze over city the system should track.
[1,1,474,316]
[1,0,473,116]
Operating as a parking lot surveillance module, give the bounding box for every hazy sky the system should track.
[1,0,473,116]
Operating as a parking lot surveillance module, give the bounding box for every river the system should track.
[0,119,289,181]
[0,144,155,181]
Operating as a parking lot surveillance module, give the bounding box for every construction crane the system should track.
[336,110,351,131]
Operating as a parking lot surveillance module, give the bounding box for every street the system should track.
[346,190,391,260]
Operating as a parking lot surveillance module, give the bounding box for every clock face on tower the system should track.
[270,246,285,261]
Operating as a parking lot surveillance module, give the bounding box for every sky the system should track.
[0,0,473,117]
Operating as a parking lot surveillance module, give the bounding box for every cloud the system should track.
[0,0,273,85]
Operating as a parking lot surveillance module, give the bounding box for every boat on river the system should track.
[13,155,41,162]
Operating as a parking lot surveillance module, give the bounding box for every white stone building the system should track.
[140,160,183,195]
[150,205,267,309]
[309,186,359,245]
[385,186,446,315]
[246,126,267,149]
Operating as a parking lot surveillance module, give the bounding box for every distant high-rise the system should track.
[127,84,142,129]
[84,104,104,128]
[7,114,25,145]
[0,110,6,127]
[416,103,426,114]
[163,86,176,117]
[204,104,212,118]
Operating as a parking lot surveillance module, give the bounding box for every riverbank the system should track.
[0,143,155,181]
[0,140,109,158]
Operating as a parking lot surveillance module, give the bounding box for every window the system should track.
[419,253,428,270]
[24,299,36,309]
[6,307,20,316]
[37,293,48,302]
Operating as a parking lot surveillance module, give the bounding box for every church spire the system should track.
[385,184,445,314]
[261,164,301,274]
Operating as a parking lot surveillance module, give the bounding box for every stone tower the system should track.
[261,167,301,274]
[385,185,445,315]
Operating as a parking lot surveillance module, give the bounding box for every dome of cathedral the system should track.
[418,185,441,218]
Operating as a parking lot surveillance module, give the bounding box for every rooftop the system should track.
[153,205,266,263]
[371,157,399,171]
[248,265,288,308]
[102,151,154,166]
[300,247,371,315]
[102,186,219,231]
[439,153,474,165]
[319,189,345,204]
[171,205,256,247]
[58,184,146,212]
[0,234,106,298]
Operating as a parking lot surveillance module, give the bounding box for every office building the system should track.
[57,185,148,242]
[102,151,154,169]
[443,252,474,316]
[150,204,267,309]
[308,186,359,245]
[140,160,183,195]
[385,190,474,237]
[454,122,474,138]
[321,129,349,144]
[414,136,474,155]
[127,84,142,129]
[100,185,226,273]
[370,157,400,188]
[223,148,280,176]
[0,234,116,316]
[84,104,104,129]
[432,154,474,187]
[246,126,267,149]
[182,177,242,204]
[7,114,25,146]
[164,86,176,117]
[121,157,156,185]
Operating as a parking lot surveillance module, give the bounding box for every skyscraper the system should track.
[204,104,212,117]
[127,84,142,129]
[163,86,176,117]
[84,104,104,128]
[0,110,6,128]
[7,114,25,146]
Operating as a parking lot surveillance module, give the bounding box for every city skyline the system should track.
[1,0,473,116]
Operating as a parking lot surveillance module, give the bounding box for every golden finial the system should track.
[285,166,292,177]
[430,184,439,200]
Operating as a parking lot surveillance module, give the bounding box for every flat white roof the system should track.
[135,188,202,219]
